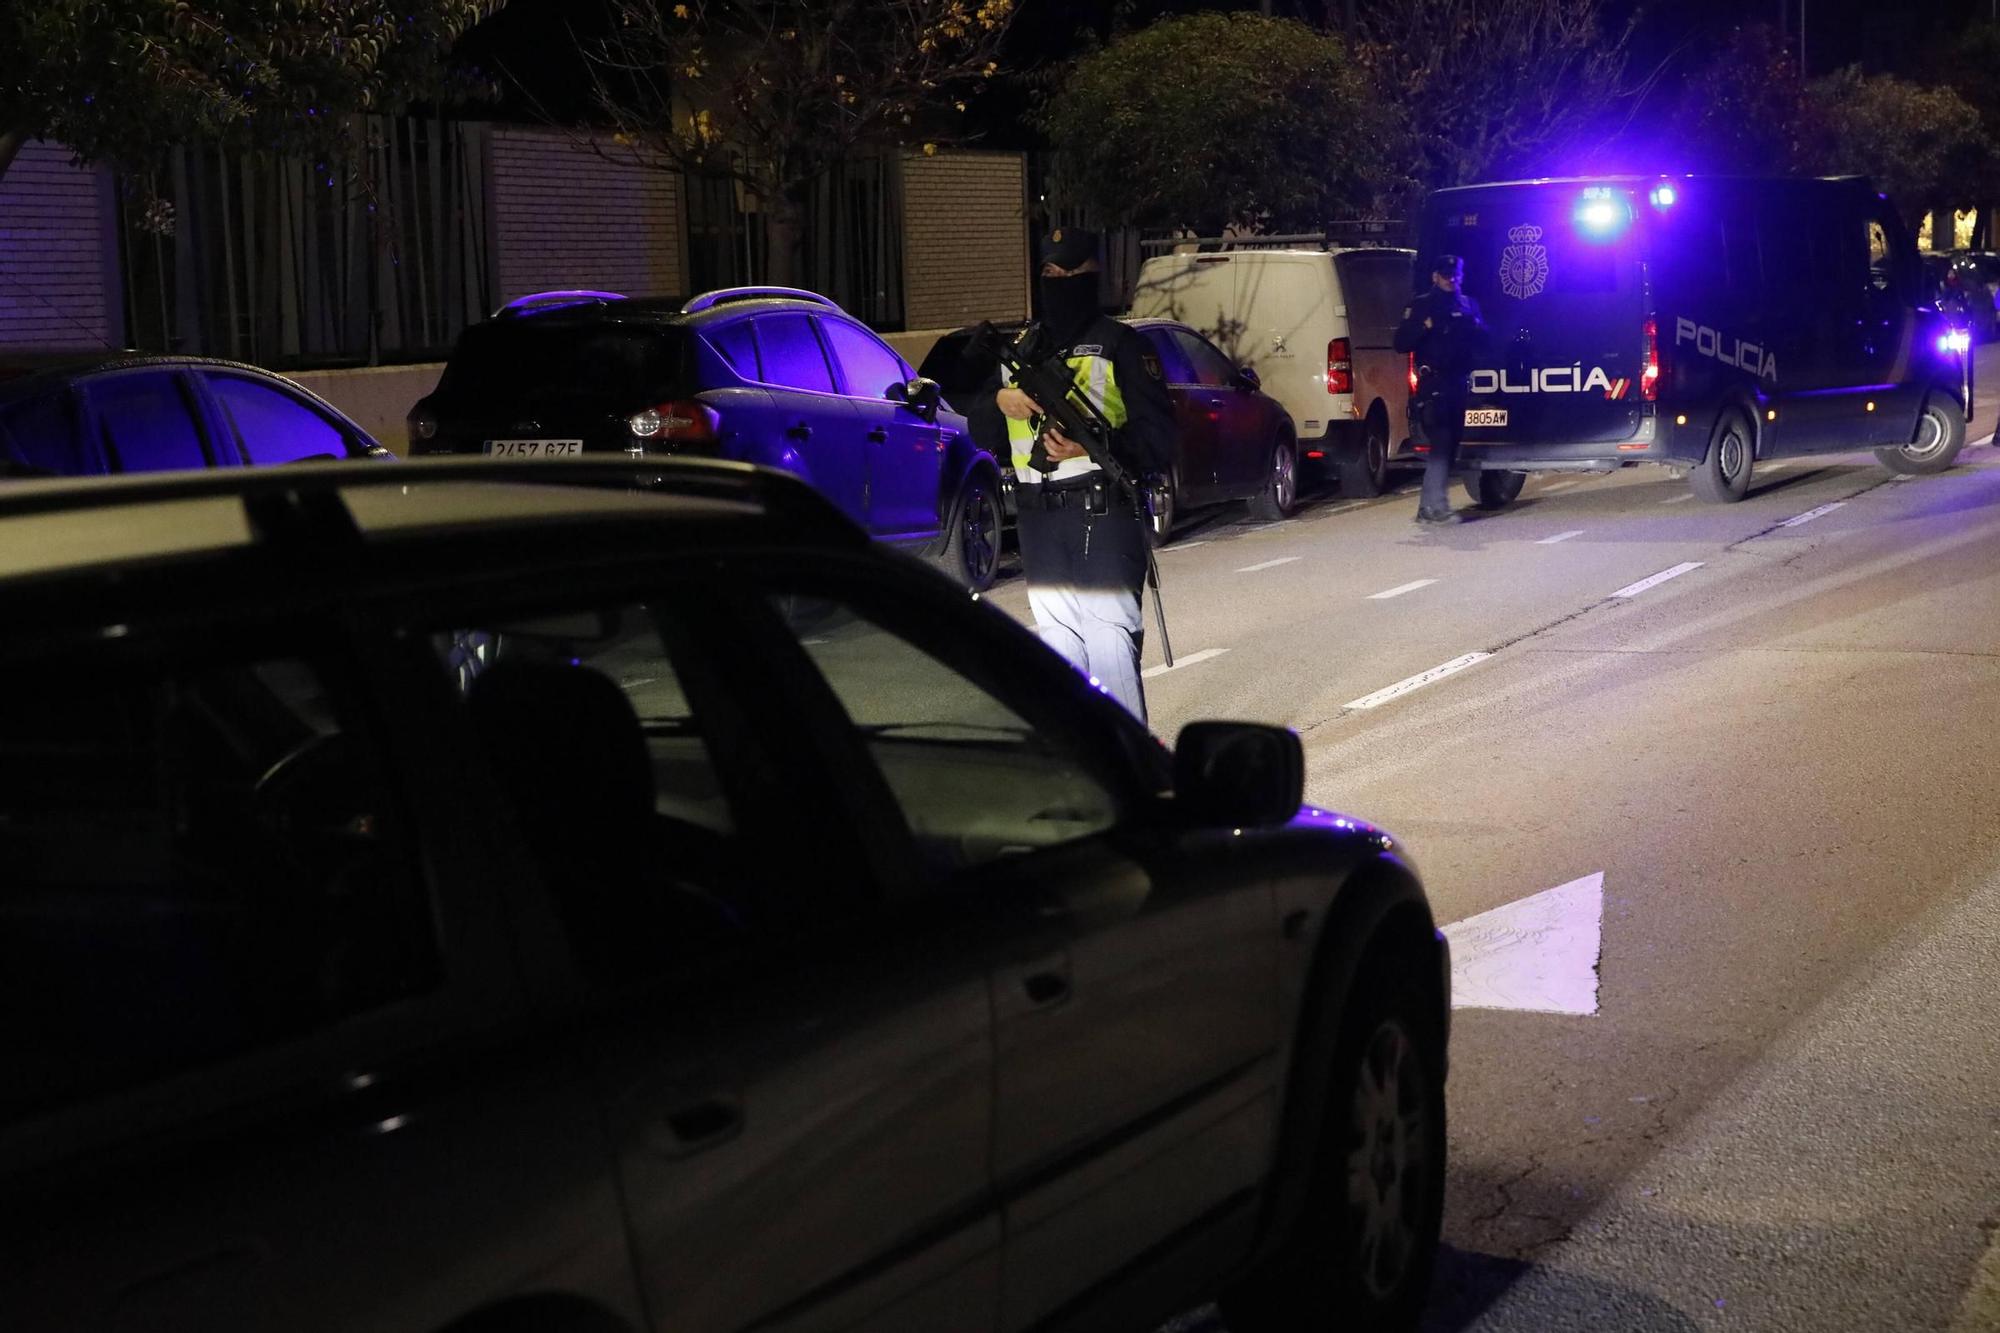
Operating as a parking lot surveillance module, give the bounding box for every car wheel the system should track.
[1223,964,1446,1332]
[1465,469,1527,510]
[943,469,1003,592]
[1339,410,1391,499]
[1874,393,1966,476]
[1251,431,1299,520]
[1691,408,1755,502]
[1148,473,1178,547]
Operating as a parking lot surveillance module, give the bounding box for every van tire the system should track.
[1691,409,1755,502]
[1875,393,1966,475]
[1466,470,1527,510]
[1251,431,1300,520]
[1338,411,1391,498]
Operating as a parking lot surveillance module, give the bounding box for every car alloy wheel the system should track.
[1344,1015,1432,1302]
[1272,439,1297,512]
[958,477,1001,591]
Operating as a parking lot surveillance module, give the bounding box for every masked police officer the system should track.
[971,228,1176,721]
[1395,254,1489,525]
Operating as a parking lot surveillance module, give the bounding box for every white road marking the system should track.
[1443,872,1604,1015]
[1778,501,1846,528]
[1367,578,1439,600]
[1659,493,1695,505]
[1159,540,1209,551]
[1235,523,1283,533]
[1536,529,1587,544]
[1973,431,1996,449]
[1893,472,1919,481]
[1611,561,1704,598]
[1236,556,1300,573]
[1951,1220,2000,1332]
[1539,480,1580,493]
[1343,651,1491,710]
[1142,647,1229,678]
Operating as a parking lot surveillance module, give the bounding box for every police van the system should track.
[1414,176,1974,505]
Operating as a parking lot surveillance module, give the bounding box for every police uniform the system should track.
[973,230,1176,720]
[1394,260,1488,523]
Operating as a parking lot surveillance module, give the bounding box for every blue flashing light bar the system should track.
[1575,188,1631,239]
[1650,182,1678,209]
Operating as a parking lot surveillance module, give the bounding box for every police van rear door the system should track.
[1428,183,1651,450]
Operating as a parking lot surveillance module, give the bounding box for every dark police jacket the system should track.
[1394,288,1488,401]
[968,315,1178,483]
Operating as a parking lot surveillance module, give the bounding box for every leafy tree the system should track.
[1356,0,1635,190]
[1037,13,1386,233]
[1935,21,2000,246]
[586,0,1016,285]
[0,1,504,186]
[1670,24,1819,174]
[1806,67,1984,229]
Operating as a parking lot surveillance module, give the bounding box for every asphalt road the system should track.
[982,358,2000,1332]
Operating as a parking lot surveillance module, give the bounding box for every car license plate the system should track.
[485,439,584,458]
[1464,409,1508,427]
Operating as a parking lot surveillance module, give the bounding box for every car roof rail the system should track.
[493,289,629,319]
[681,287,843,315]
[0,457,865,552]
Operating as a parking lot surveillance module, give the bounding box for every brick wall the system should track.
[487,128,687,303]
[900,150,1027,331]
[0,140,120,351]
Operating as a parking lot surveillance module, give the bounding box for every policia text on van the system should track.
[1411,176,1974,505]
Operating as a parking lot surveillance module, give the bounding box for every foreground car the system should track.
[0,459,1448,1333]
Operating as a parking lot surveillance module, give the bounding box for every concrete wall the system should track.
[291,363,443,453]
[488,128,687,304]
[899,150,1028,332]
[0,140,121,351]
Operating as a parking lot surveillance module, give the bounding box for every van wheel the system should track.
[1875,394,1966,475]
[1339,411,1391,498]
[1251,432,1300,520]
[1220,961,1445,1332]
[1691,409,1755,502]
[939,469,1002,592]
[1466,469,1527,509]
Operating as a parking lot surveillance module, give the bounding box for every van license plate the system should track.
[1464,409,1508,427]
[486,440,584,458]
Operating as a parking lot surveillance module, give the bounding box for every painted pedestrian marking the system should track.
[1444,872,1605,1015]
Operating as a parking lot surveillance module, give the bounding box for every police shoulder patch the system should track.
[1142,350,1163,381]
[1070,343,1103,357]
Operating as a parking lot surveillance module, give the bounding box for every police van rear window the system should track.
[1440,192,1640,304]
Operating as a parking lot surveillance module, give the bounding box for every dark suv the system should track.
[0,459,1448,1333]
[410,287,1004,590]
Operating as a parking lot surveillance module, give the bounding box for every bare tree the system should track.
[586,0,1016,286]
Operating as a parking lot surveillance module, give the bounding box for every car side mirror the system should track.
[1173,721,1303,829]
[1234,366,1261,393]
[891,376,943,423]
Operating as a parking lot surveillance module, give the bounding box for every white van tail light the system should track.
[1640,318,1661,402]
[1327,338,1353,395]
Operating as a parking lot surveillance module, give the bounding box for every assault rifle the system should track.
[973,320,1173,667]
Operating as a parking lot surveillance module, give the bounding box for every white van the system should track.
[1128,247,1416,496]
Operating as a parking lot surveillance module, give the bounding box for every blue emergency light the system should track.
[1575,187,1630,239]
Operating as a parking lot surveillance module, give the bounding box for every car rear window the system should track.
[435,321,692,410]
[1335,250,1416,350]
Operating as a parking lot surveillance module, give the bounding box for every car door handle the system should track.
[647,1097,744,1157]
[786,423,813,441]
[1021,970,1070,1007]
[866,426,889,443]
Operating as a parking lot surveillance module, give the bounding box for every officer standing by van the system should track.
[971,228,1177,721]
[1395,255,1488,525]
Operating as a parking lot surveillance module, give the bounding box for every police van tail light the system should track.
[1640,318,1661,402]
[1327,338,1353,395]
[1407,352,1419,395]
[629,399,720,446]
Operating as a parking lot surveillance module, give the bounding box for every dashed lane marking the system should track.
[1539,480,1580,493]
[1236,556,1301,573]
[1159,540,1209,551]
[1611,561,1704,598]
[1778,501,1846,528]
[1142,647,1229,678]
[1367,578,1438,600]
[1660,493,1695,505]
[1342,652,1491,710]
[1536,529,1586,544]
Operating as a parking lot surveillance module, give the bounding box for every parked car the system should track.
[1945,250,2000,340]
[1124,246,1417,499]
[0,354,391,475]
[0,457,1449,1333]
[409,286,1004,591]
[919,317,1299,541]
[1413,176,1971,506]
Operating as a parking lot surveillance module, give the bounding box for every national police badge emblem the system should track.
[1499,224,1549,300]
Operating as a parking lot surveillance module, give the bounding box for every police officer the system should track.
[1395,254,1489,525]
[971,228,1176,720]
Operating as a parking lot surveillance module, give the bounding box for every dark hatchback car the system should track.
[0,460,1448,1333]
[410,287,1004,590]
[0,354,390,476]
[920,318,1300,541]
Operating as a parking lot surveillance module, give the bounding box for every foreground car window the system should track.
[208,373,353,464]
[0,653,437,1117]
[86,371,211,472]
[771,594,1121,878]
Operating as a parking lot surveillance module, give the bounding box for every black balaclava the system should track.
[1040,272,1100,343]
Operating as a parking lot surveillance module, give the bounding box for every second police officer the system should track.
[1395,254,1490,525]
[971,228,1177,721]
